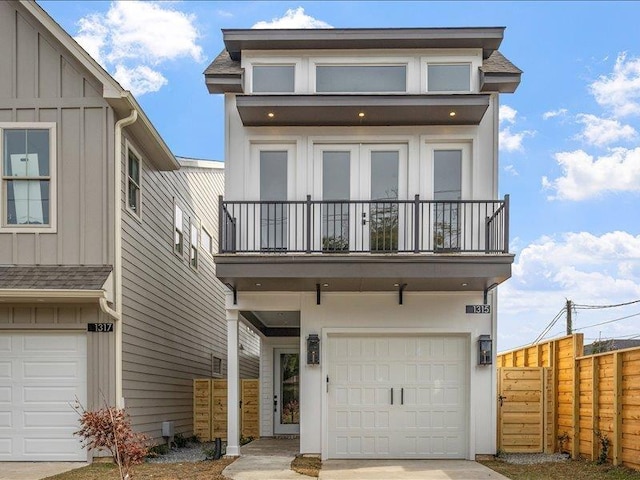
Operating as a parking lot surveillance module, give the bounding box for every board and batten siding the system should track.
[0,1,115,266]
[120,144,259,442]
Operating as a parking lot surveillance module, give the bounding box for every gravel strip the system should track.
[146,441,224,464]
[499,452,570,464]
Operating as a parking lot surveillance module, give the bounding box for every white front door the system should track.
[327,334,468,459]
[0,332,87,461]
[274,349,300,435]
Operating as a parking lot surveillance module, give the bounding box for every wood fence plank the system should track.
[613,352,622,466]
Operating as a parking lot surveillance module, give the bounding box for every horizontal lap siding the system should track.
[121,150,260,443]
[0,2,113,266]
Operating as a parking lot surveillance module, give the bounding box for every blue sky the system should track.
[40,1,640,351]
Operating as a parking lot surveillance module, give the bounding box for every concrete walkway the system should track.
[223,438,509,480]
[320,459,510,480]
[223,438,308,480]
[0,462,88,480]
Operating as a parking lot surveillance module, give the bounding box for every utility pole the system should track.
[566,299,573,335]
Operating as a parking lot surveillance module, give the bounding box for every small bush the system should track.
[74,403,149,480]
[147,444,169,457]
[595,430,611,465]
[174,433,188,449]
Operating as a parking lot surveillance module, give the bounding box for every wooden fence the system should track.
[193,379,259,441]
[497,334,640,470]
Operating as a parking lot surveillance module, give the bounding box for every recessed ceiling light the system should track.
[461,282,468,287]
[267,112,275,118]
[449,111,456,117]
[358,112,365,118]
[255,283,262,287]
[322,283,329,287]
[393,283,400,287]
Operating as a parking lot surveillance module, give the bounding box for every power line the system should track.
[574,299,640,310]
[573,311,640,332]
[532,307,567,344]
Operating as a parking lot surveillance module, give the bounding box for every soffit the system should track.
[236,94,490,126]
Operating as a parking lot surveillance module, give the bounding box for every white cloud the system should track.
[542,147,640,200]
[498,105,535,152]
[504,164,519,176]
[216,9,233,18]
[113,64,167,96]
[499,105,517,124]
[576,113,637,147]
[252,7,332,29]
[543,108,568,120]
[499,231,640,349]
[74,1,203,95]
[590,52,640,117]
[500,127,535,152]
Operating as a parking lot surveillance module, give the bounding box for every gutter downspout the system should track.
[113,109,138,408]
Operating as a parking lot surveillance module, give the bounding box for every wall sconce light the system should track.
[307,334,320,365]
[478,335,492,365]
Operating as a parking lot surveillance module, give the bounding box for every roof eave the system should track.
[222,27,506,60]
[205,74,244,94]
[0,289,106,304]
[479,72,522,93]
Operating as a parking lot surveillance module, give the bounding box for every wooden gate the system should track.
[498,367,546,453]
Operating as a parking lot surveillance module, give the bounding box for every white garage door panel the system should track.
[0,332,87,461]
[328,335,468,459]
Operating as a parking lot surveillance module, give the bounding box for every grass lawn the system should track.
[480,458,640,480]
[42,458,235,480]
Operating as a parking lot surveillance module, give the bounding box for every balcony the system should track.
[215,196,513,293]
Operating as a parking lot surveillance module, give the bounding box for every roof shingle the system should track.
[204,49,242,76]
[481,51,522,74]
[0,265,112,290]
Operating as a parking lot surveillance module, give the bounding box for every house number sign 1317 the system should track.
[87,323,114,332]
[465,305,491,314]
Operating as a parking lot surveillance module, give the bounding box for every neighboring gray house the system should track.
[0,0,258,462]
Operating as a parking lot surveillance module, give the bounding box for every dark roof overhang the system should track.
[236,94,491,127]
[222,27,505,60]
[479,72,522,93]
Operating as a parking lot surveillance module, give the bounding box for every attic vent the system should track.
[212,355,223,376]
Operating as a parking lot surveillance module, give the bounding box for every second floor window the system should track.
[190,220,199,269]
[202,226,213,255]
[316,65,406,93]
[127,147,141,216]
[174,204,183,254]
[1,125,55,230]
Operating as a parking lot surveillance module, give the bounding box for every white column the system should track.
[226,304,241,456]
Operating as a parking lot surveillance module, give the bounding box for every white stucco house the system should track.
[204,27,521,460]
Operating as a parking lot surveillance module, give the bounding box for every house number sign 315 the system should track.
[87,323,114,332]
[465,305,491,314]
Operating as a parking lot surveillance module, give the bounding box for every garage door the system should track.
[0,332,87,461]
[327,334,468,459]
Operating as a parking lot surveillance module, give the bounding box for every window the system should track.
[211,355,223,376]
[202,226,213,255]
[260,150,288,250]
[316,65,406,93]
[253,65,295,93]
[427,64,471,92]
[126,146,141,216]
[190,219,199,269]
[174,203,183,254]
[1,123,56,231]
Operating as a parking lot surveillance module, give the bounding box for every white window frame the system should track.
[201,225,214,256]
[190,217,199,270]
[125,141,143,220]
[174,202,184,256]
[0,122,57,233]
[244,56,303,94]
[422,53,479,93]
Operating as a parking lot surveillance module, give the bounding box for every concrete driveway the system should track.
[319,459,510,480]
[0,462,88,480]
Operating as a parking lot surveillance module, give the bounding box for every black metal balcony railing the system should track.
[218,195,509,255]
